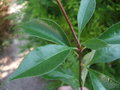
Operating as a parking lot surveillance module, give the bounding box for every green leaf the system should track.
[77,0,96,38]
[82,51,95,86]
[89,70,106,90]
[99,22,120,44]
[91,44,120,63]
[42,70,73,80]
[19,19,69,45]
[10,44,71,80]
[91,22,120,63]
[82,38,109,50]
[42,70,79,90]
[42,51,79,90]
[89,69,120,90]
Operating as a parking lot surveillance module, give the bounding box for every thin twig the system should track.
[78,51,83,90]
[55,0,81,50]
[55,0,83,90]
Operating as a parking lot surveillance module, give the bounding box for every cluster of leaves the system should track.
[14,0,120,50]
[9,0,120,90]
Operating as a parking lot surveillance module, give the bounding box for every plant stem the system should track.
[78,51,83,90]
[55,0,83,90]
[55,0,81,50]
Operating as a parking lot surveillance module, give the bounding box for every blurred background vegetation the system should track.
[0,0,120,89]
[0,0,12,50]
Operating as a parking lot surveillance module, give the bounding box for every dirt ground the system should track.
[0,39,47,90]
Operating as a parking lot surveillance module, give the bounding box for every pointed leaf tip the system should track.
[77,0,96,38]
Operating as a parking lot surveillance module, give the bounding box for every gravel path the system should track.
[0,39,47,90]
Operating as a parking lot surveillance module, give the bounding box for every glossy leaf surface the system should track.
[10,44,71,80]
[91,22,120,63]
[91,44,120,63]
[99,22,120,44]
[82,38,108,50]
[77,0,96,37]
[89,69,120,90]
[19,19,69,45]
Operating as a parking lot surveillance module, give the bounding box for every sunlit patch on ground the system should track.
[0,50,29,79]
[0,56,22,79]
[0,39,46,90]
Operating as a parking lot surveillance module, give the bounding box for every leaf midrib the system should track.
[23,25,66,45]
[14,47,71,77]
[78,0,93,33]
